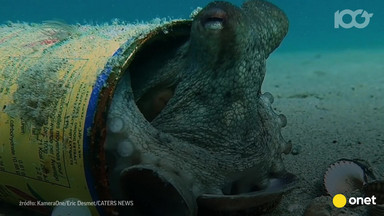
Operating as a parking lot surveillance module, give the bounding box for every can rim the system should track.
[83,19,192,216]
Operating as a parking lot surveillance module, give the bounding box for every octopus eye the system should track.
[203,17,224,30]
[201,8,227,30]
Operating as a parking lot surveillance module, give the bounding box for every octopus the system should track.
[105,0,294,215]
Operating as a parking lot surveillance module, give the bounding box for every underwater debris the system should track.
[5,59,68,127]
[324,160,367,197]
[324,159,376,198]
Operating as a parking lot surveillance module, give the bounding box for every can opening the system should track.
[128,25,190,122]
[96,21,193,216]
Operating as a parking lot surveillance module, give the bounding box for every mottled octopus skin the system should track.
[152,0,290,191]
[108,0,291,214]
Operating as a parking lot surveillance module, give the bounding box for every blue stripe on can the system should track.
[83,47,123,216]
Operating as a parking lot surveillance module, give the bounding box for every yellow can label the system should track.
[0,56,97,215]
[0,22,160,215]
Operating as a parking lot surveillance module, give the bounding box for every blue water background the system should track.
[0,0,383,52]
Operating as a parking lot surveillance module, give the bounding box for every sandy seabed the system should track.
[263,48,384,216]
[1,49,383,215]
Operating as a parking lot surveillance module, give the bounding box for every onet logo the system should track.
[334,9,373,29]
[333,194,377,208]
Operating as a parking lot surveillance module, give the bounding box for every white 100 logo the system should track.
[334,9,373,29]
